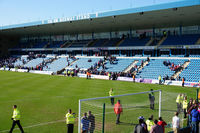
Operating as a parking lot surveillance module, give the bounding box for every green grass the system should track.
[0,71,197,133]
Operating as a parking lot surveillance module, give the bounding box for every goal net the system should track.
[78,90,162,133]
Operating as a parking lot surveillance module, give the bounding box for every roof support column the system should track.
[129,28,132,38]
[76,34,78,41]
[179,25,182,36]
[155,49,158,57]
[50,35,52,43]
[153,27,155,38]
[185,48,187,57]
[92,32,94,40]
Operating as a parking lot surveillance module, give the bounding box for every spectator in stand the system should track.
[172,112,180,133]
[147,57,150,62]
[157,117,167,133]
[150,119,163,133]
[114,100,123,124]
[141,60,144,67]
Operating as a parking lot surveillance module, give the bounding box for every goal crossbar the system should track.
[80,90,161,102]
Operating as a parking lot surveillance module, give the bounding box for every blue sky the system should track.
[0,0,183,26]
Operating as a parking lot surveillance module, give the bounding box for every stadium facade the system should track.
[0,0,199,55]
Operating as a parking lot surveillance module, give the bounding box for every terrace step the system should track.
[43,42,50,48]
[145,37,154,46]
[196,38,200,44]
[157,36,167,47]
[61,41,69,48]
[87,39,99,47]
[116,38,125,47]
[65,41,74,48]
[123,60,138,73]
[65,59,79,69]
[171,60,190,79]
[133,60,149,75]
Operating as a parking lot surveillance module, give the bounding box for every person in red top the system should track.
[114,100,123,124]
[157,117,167,133]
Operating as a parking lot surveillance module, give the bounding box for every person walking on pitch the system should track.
[114,100,123,124]
[9,105,24,133]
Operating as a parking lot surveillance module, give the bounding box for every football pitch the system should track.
[0,71,197,133]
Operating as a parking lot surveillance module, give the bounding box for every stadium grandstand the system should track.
[0,0,200,132]
[0,0,200,84]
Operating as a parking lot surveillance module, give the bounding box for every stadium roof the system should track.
[0,0,200,37]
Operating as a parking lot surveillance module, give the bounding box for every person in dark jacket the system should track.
[88,111,95,133]
[134,119,146,133]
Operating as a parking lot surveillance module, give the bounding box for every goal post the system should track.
[78,90,162,133]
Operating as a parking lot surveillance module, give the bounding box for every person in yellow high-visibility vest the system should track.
[9,105,24,133]
[71,70,74,77]
[176,94,182,113]
[146,115,154,132]
[182,96,188,118]
[108,72,111,80]
[64,70,67,77]
[180,94,184,112]
[67,70,70,77]
[66,109,75,133]
[109,88,114,105]
[158,75,162,85]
